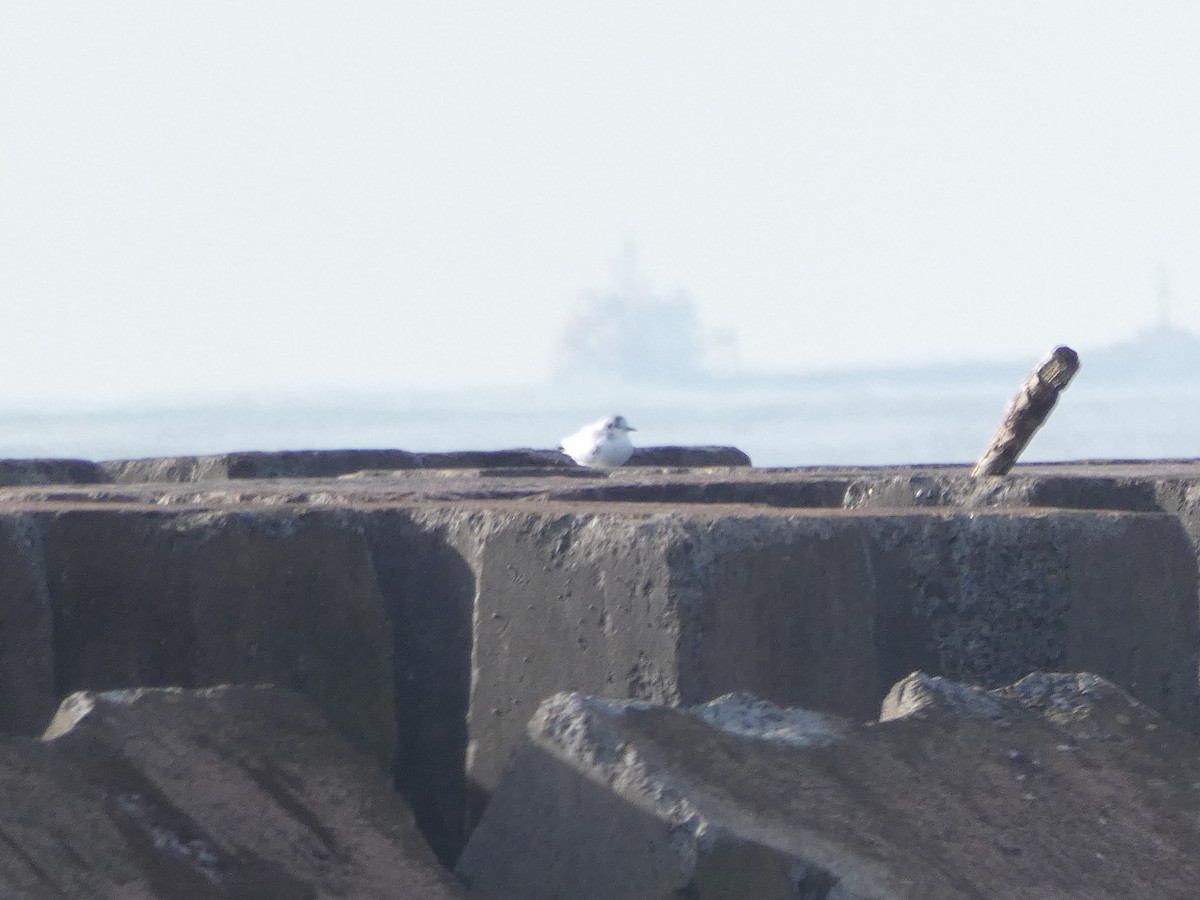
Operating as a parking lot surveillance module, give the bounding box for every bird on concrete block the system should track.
[559,414,637,469]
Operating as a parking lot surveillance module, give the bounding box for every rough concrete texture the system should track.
[0,458,104,486]
[459,503,1199,817]
[458,674,1200,899]
[94,445,750,483]
[0,514,55,734]
[0,508,396,773]
[0,685,467,899]
[4,454,1200,868]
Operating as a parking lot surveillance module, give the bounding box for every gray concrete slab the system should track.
[4,454,1200,866]
[0,685,467,899]
[453,503,1199,823]
[458,675,1200,899]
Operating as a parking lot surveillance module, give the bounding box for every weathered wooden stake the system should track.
[971,346,1080,478]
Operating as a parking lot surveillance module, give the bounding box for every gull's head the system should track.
[604,414,636,433]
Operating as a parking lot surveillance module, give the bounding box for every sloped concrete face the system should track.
[0,685,467,899]
[461,504,1199,815]
[458,676,1200,899]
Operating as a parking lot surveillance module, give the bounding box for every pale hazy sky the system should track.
[4,3,1200,404]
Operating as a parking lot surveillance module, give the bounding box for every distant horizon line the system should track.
[3,324,1198,412]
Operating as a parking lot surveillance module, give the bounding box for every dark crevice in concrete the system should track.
[364,511,475,868]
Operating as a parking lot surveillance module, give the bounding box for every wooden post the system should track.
[971,346,1080,478]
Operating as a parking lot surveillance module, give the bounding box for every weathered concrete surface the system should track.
[94,445,751,483]
[457,504,1199,818]
[100,449,510,482]
[5,455,1200,867]
[0,508,396,774]
[0,458,104,486]
[0,685,468,899]
[458,674,1200,899]
[0,514,55,734]
[627,445,752,467]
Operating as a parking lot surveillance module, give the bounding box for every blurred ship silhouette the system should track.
[556,254,1200,390]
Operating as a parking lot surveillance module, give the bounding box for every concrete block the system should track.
[4,458,1200,872]
[627,445,752,467]
[97,446,752,484]
[100,449,425,482]
[0,515,55,733]
[461,505,1199,819]
[0,685,467,898]
[458,677,1200,898]
[0,459,105,486]
[37,508,397,771]
[464,509,688,805]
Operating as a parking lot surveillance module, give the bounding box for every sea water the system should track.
[1,376,1196,468]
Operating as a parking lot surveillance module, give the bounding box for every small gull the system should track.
[559,414,636,469]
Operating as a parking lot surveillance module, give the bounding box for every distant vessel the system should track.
[556,254,1200,390]
[1083,266,1200,383]
[555,245,731,387]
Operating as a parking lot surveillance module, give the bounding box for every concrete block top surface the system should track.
[4,451,1200,517]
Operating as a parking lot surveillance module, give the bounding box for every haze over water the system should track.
[2,327,1197,468]
[5,6,1200,414]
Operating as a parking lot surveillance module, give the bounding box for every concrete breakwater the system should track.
[1,450,1199,886]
